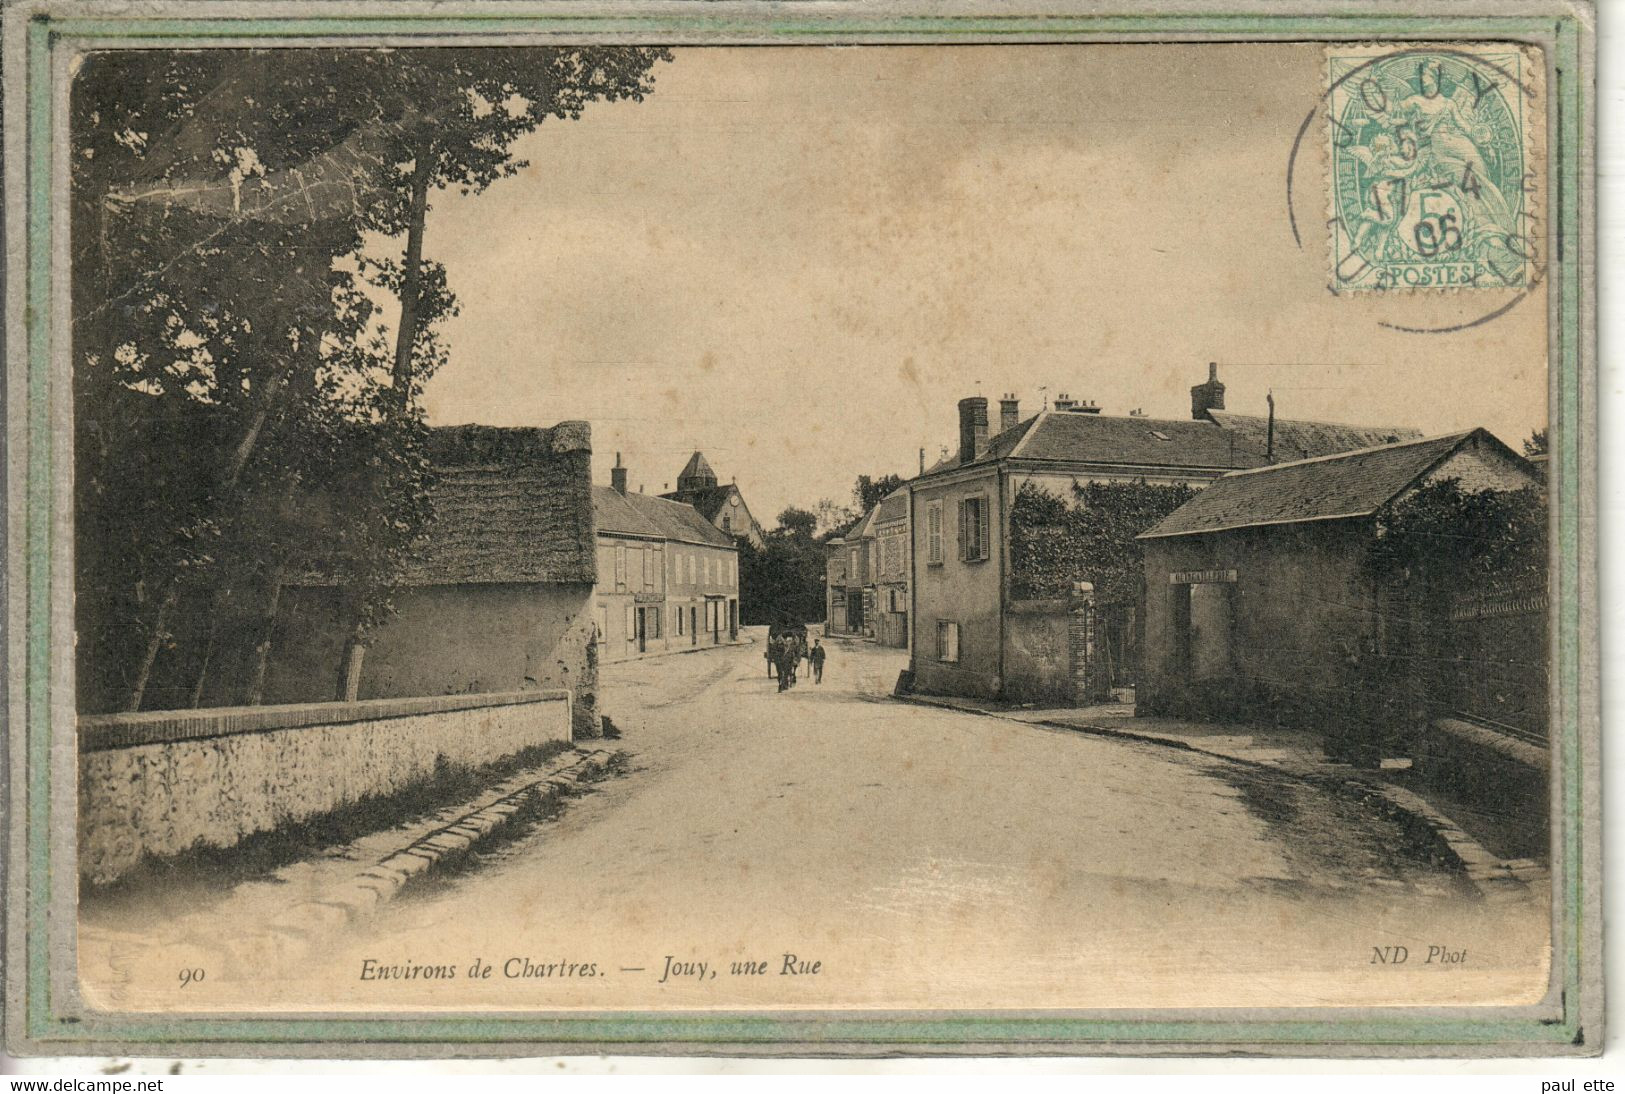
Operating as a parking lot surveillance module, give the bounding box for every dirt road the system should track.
[79,632,1549,1013]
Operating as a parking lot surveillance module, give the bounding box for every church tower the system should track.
[676,451,719,492]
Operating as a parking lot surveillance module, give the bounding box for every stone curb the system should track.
[255,748,611,959]
[894,694,1543,904]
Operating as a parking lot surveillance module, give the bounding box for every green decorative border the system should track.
[12,5,1593,1054]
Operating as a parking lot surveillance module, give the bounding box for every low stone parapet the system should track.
[1416,717,1549,861]
[79,690,571,885]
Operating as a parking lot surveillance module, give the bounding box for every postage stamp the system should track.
[1325,43,1546,293]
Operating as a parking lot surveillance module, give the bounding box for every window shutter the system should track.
[957,500,967,561]
[978,495,990,560]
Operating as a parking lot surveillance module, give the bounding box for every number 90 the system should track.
[179,967,206,989]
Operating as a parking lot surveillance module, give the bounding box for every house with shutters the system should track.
[871,490,911,648]
[594,455,740,662]
[906,366,1422,703]
[661,451,765,549]
[826,506,877,639]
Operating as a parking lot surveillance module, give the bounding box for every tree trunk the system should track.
[126,582,180,713]
[340,633,367,703]
[225,372,287,490]
[243,570,284,706]
[390,145,435,409]
[187,584,231,708]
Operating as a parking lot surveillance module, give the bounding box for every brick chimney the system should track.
[1191,362,1225,420]
[998,393,1020,435]
[958,396,989,465]
[611,452,628,495]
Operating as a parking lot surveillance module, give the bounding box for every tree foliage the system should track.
[71,47,670,711]
[1008,480,1196,603]
[853,473,906,515]
[1365,480,1548,596]
[738,509,828,626]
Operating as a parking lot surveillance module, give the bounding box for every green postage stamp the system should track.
[1326,43,1546,292]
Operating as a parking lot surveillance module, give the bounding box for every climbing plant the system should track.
[1008,479,1196,603]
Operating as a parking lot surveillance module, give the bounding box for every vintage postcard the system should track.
[2,0,1599,1059]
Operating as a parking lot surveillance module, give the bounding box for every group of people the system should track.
[766,631,825,692]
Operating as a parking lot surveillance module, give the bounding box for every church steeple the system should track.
[676,451,718,492]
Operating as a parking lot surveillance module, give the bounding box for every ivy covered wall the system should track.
[1007,480,1196,604]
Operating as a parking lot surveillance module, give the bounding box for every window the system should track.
[624,604,636,643]
[849,547,860,578]
[648,606,662,639]
[642,547,653,591]
[596,605,608,647]
[689,554,696,585]
[927,502,944,564]
[958,496,990,562]
[614,544,627,591]
[675,604,685,636]
[936,620,960,663]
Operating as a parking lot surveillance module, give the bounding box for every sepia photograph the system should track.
[3,0,1599,1059]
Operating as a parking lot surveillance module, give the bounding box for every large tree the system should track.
[738,508,828,626]
[853,473,906,515]
[72,47,670,711]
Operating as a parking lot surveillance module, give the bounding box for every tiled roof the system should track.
[919,408,1420,479]
[678,451,717,483]
[1138,430,1499,539]
[875,490,909,524]
[1205,410,1423,461]
[844,506,879,540]
[1012,412,1264,468]
[592,485,663,538]
[664,483,731,521]
[595,487,735,549]
[398,424,597,586]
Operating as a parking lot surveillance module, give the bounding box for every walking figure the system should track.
[810,639,826,684]
[776,639,797,692]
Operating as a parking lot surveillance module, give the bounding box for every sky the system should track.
[419,44,1548,524]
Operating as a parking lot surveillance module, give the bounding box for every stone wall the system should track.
[1002,599,1073,706]
[264,582,599,739]
[78,690,571,885]
[1139,521,1374,720]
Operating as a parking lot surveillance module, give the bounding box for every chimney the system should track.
[957,396,989,465]
[1054,392,1078,412]
[611,452,628,495]
[1074,399,1102,415]
[999,393,1021,435]
[1191,362,1226,420]
[919,447,926,476]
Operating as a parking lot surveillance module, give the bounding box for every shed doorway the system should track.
[1173,581,1234,681]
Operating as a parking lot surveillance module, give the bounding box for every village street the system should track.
[252,631,1543,1013]
[76,631,1551,1014]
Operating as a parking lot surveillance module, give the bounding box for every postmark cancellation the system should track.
[1325,43,1546,293]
